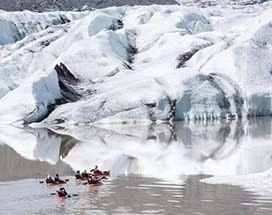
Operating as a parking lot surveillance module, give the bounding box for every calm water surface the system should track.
[0,175,272,215]
[0,118,272,214]
[1,175,272,215]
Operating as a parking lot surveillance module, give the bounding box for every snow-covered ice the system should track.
[0,3,271,125]
[0,70,60,125]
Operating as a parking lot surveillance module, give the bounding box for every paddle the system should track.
[100,176,108,180]
[39,178,69,184]
[66,194,79,197]
[82,180,99,185]
[72,194,79,196]
[50,193,78,197]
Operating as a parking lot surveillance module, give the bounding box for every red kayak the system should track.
[46,181,66,186]
[75,178,87,182]
[56,194,78,199]
[87,181,103,187]
[89,171,110,177]
[75,179,88,185]
[57,196,67,200]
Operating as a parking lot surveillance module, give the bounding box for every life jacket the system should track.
[57,191,67,197]
[46,178,54,184]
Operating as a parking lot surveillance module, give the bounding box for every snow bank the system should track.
[0,70,60,125]
[0,11,87,101]
[43,81,173,124]
[201,168,272,198]
[0,10,86,45]
[0,19,21,45]
[55,29,131,81]
[88,13,123,36]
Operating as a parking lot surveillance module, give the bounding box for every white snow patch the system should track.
[0,70,60,125]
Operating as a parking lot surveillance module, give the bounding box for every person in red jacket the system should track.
[90,165,102,174]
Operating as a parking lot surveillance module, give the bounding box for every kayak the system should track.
[46,181,66,186]
[75,178,87,182]
[56,194,78,199]
[87,181,103,187]
[75,179,88,185]
[57,196,68,200]
[89,171,110,177]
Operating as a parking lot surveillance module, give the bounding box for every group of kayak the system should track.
[45,174,67,185]
[75,165,110,186]
[43,165,110,199]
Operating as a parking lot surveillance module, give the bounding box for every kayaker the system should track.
[87,176,100,184]
[54,174,65,183]
[57,187,68,198]
[54,174,60,182]
[90,165,102,174]
[81,170,89,179]
[46,175,54,184]
[75,170,82,179]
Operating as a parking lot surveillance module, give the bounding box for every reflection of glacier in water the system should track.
[0,126,77,164]
[0,118,272,180]
[0,126,76,180]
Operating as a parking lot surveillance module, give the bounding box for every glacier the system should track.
[0,2,272,126]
